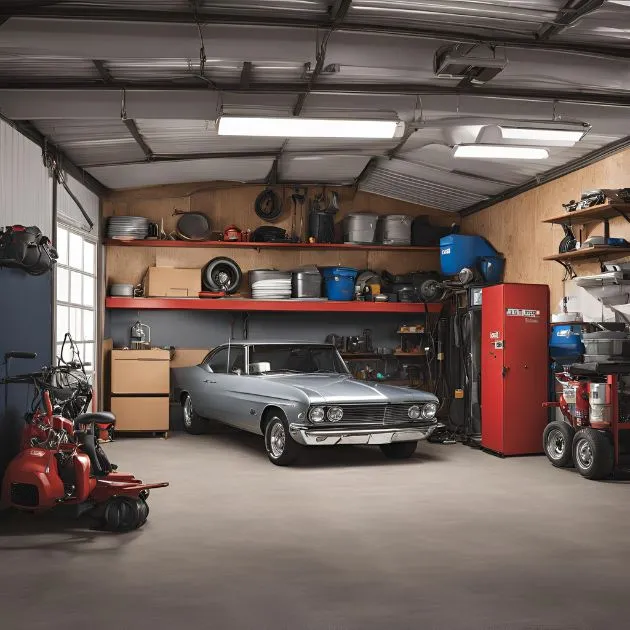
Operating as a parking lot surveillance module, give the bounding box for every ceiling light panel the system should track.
[217,117,403,139]
[454,145,549,160]
[499,127,587,143]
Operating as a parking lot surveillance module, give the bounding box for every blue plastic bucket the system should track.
[321,267,358,301]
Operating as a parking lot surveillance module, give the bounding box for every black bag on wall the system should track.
[0,225,58,275]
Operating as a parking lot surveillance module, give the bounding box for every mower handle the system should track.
[5,351,37,360]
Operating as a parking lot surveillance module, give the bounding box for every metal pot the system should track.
[377,214,412,245]
[344,213,379,244]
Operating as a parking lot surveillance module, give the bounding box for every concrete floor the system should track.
[1,430,629,630]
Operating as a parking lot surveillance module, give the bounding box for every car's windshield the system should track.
[249,345,347,375]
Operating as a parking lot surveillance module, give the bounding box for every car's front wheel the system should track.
[182,394,207,435]
[380,441,418,460]
[264,413,301,466]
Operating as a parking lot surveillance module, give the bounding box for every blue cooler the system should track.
[322,267,357,301]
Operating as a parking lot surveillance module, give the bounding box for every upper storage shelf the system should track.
[542,203,630,226]
[105,297,444,313]
[103,239,439,253]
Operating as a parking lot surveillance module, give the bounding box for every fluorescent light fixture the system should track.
[454,144,549,160]
[499,126,587,143]
[217,116,402,139]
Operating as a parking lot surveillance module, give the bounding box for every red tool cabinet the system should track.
[481,283,550,456]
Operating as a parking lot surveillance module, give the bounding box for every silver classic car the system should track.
[174,341,441,466]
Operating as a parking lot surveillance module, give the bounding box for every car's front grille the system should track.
[384,404,419,425]
[338,404,387,423]
[327,403,431,425]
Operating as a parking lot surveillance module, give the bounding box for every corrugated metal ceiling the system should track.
[1,1,629,207]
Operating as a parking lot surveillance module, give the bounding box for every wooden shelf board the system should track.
[543,203,630,226]
[105,297,444,313]
[543,246,630,263]
[104,239,439,253]
[394,352,426,357]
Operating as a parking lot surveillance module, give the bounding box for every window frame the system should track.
[54,222,98,376]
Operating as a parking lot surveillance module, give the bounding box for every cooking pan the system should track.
[173,210,212,241]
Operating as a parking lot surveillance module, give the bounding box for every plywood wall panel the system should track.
[462,147,630,308]
[104,181,455,289]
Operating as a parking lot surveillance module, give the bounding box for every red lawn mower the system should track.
[1,352,168,531]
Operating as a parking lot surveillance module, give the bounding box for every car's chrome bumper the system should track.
[288,422,442,446]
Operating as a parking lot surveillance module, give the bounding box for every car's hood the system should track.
[261,374,438,404]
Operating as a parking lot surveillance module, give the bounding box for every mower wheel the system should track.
[103,496,146,532]
[543,421,575,468]
[182,394,207,435]
[572,428,614,480]
[380,441,418,460]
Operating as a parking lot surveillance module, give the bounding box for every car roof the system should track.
[215,341,334,347]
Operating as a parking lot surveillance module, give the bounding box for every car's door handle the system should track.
[204,379,216,384]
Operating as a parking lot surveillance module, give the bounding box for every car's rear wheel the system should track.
[380,441,418,460]
[182,394,207,435]
[264,413,301,466]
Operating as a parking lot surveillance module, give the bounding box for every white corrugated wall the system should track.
[56,173,100,236]
[0,118,53,232]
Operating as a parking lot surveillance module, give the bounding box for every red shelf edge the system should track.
[105,297,444,313]
[103,239,439,253]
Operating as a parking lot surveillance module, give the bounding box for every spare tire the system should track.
[202,257,242,294]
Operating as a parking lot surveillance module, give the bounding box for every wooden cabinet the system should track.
[110,349,170,432]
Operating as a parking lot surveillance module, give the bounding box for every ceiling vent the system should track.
[433,45,507,84]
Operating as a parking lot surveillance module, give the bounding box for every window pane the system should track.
[70,271,82,304]
[56,267,69,302]
[60,341,74,365]
[84,343,94,370]
[56,344,63,364]
[56,227,68,265]
[56,305,68,342]
[83,275,94,307]
[68,232,83,270]
[83,310,94,341]
[69,307,82,340]
[83,241,95,274]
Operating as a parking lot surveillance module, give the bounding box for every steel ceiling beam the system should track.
[92,59,112,83]
[292,0,352,117]
[80,147,387,170]
[239,62,253,90]
[4,8,630,61]
[122,119,153,161]
[3,80,629,108]
[537,0,605,40]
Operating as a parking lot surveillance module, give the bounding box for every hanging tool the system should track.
[290,187,307,241]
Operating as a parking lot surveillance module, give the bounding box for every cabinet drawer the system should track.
[111,396,169,431]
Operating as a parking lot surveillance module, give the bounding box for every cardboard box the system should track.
[111,396,169,431]
[170,348,211,369]
[111,349,170,394]
[145,266,201,297]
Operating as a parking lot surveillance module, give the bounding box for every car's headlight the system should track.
[407,405,421,420]
[327,406,343,422]
[421,402,438,419]
[309,406,325,423]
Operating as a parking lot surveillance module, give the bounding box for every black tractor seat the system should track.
[74,412,116,428]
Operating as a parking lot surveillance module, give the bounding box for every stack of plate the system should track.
[251,276,292,300]
[107,216,149,240]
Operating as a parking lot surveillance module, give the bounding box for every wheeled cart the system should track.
[543,363,630,480]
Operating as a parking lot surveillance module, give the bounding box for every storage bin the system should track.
[344,213,379,244]
[377,214,412,245]
[582,331,630,357]
[440,234,499,276]
[292,268,322,298]
[321,267,358,301]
